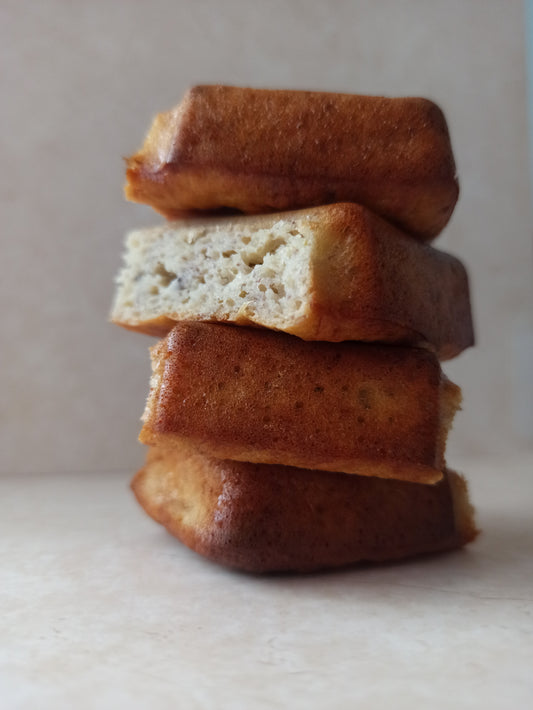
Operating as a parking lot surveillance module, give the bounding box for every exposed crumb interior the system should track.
[438,376,463,465]
[113,219,313,330]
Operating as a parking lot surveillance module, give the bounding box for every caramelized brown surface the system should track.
[125,86,459,241]
[140,323,462,483]
[131,443,478,573]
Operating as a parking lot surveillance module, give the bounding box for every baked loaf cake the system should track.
[140,322,462,484]
[125,85,458,241]
[111,203,474,359]
[116,85,478,571]
[132,443,478,573]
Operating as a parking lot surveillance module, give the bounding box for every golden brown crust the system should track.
[110,203,474,358]
[131,443,478,573]
[125,86,459,241]
[139,322,462,483]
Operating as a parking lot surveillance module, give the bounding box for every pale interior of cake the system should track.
[113,218,314,331]
[437,375,463,467]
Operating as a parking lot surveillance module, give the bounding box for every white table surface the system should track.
[2,454,532,709]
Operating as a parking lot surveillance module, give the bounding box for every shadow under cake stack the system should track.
[111,85,478,573]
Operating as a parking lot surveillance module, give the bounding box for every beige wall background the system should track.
[2,0,532,475]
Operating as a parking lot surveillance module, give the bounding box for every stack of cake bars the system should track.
[111,86,478,572]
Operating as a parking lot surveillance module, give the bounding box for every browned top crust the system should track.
[125,86,459,241]
[131,443,478,573]
[140,322,462,483]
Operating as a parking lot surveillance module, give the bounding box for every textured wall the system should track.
[1,0,532,474]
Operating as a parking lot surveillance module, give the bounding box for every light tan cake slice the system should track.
[139,322,462,484]
[132,443,478,573]
[124,85,459,241]
[111,204,474,359]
